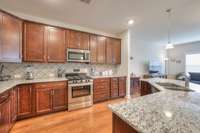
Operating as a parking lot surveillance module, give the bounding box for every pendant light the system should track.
[165,9,174,50]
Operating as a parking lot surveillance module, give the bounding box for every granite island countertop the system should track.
[0,78,68,94]
[109,78,200,133]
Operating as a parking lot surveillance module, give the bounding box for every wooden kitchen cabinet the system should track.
[0,11,22,63]
[111,78,119,99]
[90,35,106,64]
[17,85,34,119]
[0,91,11,133]
[23,22,45,62]
[112,39,121,64]
[97,36,106,64]
[93,78,110,103]
[119,77,126,97]
[90,35,98,64]
[35,85,52,115]
[67,30,89,50]
[35,82,67,115]
[106,38,113,64]
[140,81,152,96]
[10,88,17,123]
[106,38,121,64]
[23,22,66,63]
[52,82,67,111]
[46,26,65,63]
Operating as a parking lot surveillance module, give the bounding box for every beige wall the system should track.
[129,30,166,77]
[168,41,200,75]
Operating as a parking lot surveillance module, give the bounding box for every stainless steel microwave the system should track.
[67,49,90,63]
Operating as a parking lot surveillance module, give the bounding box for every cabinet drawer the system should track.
[33,82,66,89]
[94,78,110,83]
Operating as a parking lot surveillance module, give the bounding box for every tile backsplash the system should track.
[1,63,119,79]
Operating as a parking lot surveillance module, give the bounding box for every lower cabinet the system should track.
[111,77,126,99]
[35,82,67,115]
[17,85,34,119]
[0,91,11,133]
[94,77,126,103]
[118,77,126,97]
[93,78,111,103]
[140,81,152,96]
[35,86,52,115]
[111,78,119,99]
[10,88,17,123]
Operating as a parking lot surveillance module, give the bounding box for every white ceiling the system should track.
[1,0,200,45]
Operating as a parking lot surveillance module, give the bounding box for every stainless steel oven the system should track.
[68,82,93,111]
[67,49,90,63]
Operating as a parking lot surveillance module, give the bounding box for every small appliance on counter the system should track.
[65,68,93,111]
[24,65,34,80]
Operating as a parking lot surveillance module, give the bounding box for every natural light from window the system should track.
[186,54,200,73]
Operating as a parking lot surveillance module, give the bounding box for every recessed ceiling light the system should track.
[128,19,134,25]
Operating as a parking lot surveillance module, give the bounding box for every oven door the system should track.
[67,49,90,62]
[68,82,93,103]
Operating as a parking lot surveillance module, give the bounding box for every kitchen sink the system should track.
[156,82,194,92]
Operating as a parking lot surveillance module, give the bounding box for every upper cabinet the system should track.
[23,22,66,63]
[0,10,121,64]
[67,30,89,50]
[97,36,106,64]
[90,35,121,65]
[90,35,98,64]
[112,39,121,64]
[106,38,121,64]
[45,26,65,63]
[0,11,22,63]
[90,35,106,64]
[23,22,45,62]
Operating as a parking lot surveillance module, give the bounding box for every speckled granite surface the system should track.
[0,78,68,93]
[109,78,200,133]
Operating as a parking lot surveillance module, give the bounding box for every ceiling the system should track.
[0,0,200,45]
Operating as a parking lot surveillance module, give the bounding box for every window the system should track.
[186,54,200,73]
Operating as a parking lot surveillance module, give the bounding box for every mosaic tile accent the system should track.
[1,62,119,79]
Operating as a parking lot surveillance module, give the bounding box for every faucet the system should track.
[184,73,190,88]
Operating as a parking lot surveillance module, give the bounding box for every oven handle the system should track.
[68,82,93,87]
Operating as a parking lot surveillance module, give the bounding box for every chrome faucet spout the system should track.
[184,73,190,88]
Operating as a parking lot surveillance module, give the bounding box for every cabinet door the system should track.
[93,78,110,103]
[80,32,89,50]
[68,30,81,49]
[52,82,67,111]
[11,88,17,122]
[23,22,45,62]
[0,98,11,133]
[97,36,106,64]
[119,77,126,97]
[35,86,52,115]
[106,38,113,64]
[141,81,152,96]
[90,35,98,63]
[111,78,119,99]
[113,39,121,64]
[46,26,65,63]
[0,13,22,62]
[17,85,33,119]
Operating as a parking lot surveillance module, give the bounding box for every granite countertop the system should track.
[109,78,200,133]
[0,78,68,93]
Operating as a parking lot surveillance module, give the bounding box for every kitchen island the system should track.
[109,78,200,133]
